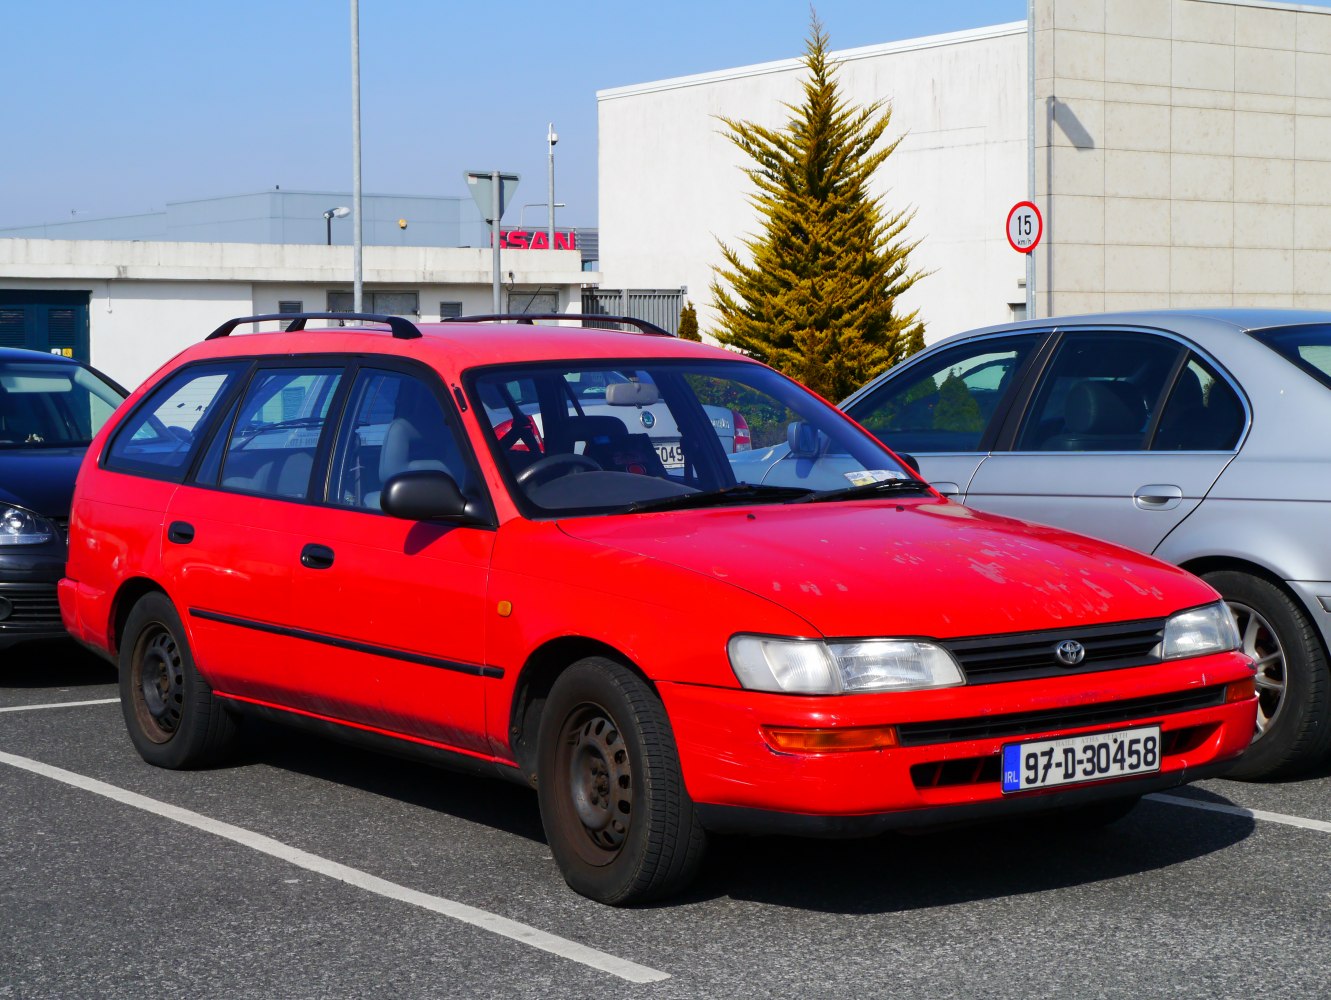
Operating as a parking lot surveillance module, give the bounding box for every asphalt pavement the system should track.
[3,641,1329,1000]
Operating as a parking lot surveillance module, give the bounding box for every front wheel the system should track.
[1203,570,1331,780]
[536,657,706,905]
[119,592,238,769]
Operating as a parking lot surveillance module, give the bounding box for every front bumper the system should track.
[0,546,67,649]
[659,651,1256,833]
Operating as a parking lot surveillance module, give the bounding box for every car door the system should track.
[284,364,495,753]
[964,328,1246,553]
[163,363,346,707]
[844,331,1047,498]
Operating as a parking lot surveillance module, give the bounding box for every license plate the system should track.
[1001,725,1161,793]
[656,441,685,469]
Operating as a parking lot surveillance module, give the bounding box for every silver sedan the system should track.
[821,310,1331,780]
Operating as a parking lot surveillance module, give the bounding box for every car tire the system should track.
[119,592,238,769]
[1203,570,1331,780]
[536,656,707,905]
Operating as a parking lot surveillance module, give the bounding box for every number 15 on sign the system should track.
[1006,201,1042,254]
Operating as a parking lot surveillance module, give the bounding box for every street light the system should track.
[547,122,558,250]
[324,206,350,245]
[519,202,564,229]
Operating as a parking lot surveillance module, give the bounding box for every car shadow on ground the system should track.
[1,640,116,688]
[240,718,1258,912]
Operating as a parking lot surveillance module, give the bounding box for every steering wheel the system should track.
[515,453,602,487]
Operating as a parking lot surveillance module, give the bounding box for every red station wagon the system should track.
[61,313,1258,904]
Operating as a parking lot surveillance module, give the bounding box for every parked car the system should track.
[0,347,126,650]
[61,312,1256,904]
[804,309,1331,780]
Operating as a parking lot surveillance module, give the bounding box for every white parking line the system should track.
[1147,793,1331,834]
[0,698,119,713]
[0,750,669,984]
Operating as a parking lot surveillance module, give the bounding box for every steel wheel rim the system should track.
[1228,600,1286,740]
[559,705,633,863]
[133,624,184,743]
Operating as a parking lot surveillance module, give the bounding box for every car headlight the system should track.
[727,635,965,694]
[1157,602,1240,660]
[0,506,56,546]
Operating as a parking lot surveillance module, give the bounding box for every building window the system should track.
[327,291,419,316]
[278,300,303,314]
[440,301,463,319]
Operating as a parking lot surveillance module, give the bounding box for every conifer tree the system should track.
[677,300,701,341]
[711,14,927,401]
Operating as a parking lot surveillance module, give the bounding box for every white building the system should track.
[598,0,1331,345]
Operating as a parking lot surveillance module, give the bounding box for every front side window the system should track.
[105,364,243,479]
[218,368,342,500]
[850,334,1041,453]
[0,361,125,449]
[472,359,918,516]
[327,369,473,511]
[1016,332,1184,452]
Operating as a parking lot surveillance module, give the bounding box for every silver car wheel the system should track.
[1228,600,1286,739]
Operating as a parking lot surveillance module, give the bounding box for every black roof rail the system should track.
[445,313,672,337]
[205,312,422,341]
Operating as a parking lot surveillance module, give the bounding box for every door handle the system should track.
[300,543,336,570]
[167,521,195,544]
[1133,484,1183,511]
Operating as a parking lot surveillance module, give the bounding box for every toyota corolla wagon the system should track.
[61,312,1257,904]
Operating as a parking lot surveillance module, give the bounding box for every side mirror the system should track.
[381,470,483,523]
[894,452,921,475]
[786,421,823,458]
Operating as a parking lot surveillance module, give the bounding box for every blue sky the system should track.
[2,1,1325,231]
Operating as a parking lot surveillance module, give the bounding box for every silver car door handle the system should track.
[931,481,962,499]
[1133,484,1183,510]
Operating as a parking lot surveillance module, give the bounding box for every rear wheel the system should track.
[536,657,706,905]
[1203,570,1331,779]
[119,592,238,769]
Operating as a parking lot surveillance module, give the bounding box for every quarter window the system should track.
[218,368,342,500]
[105,364,246,480]
[851,334,1041,453]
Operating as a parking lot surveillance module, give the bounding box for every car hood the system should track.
[0,448,86,516]
[557,499,1216,639]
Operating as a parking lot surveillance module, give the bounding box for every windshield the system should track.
[471,358,914,516]
[1250,323,1331,391]
[0,360,124,448]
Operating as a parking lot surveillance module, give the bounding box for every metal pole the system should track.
[1026,0,1036,320]
[351,0,364,312]
[325,213,332,246]
[491,170,502,313]
[547,122,556,251]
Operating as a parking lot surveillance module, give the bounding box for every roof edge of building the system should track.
[596,20,1027,102]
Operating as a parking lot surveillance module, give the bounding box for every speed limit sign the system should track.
[1006,201,1042,253]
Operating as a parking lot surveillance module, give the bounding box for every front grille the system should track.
[896,685,1227,747]
[941,618,1166,685]
[0,582,62,630]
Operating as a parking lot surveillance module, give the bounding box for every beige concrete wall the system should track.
[1037,0,1331,314]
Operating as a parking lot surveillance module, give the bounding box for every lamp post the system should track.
[324,206,350,245]
[547,122,558,251]
[519,202,564,230]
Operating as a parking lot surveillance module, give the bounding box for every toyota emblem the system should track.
[1055,639,1086,666]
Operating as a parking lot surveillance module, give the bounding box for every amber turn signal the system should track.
[1225,677,1256,703]
[762,725,899,753]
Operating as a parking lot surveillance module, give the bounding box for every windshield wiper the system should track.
[625,482,813,513]
[789,477,933,504]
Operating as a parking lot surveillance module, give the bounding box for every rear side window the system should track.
[218,368,343,500]
[1151,355,1245,451]
[1016,332,1183,452]
[104,363,246,480]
